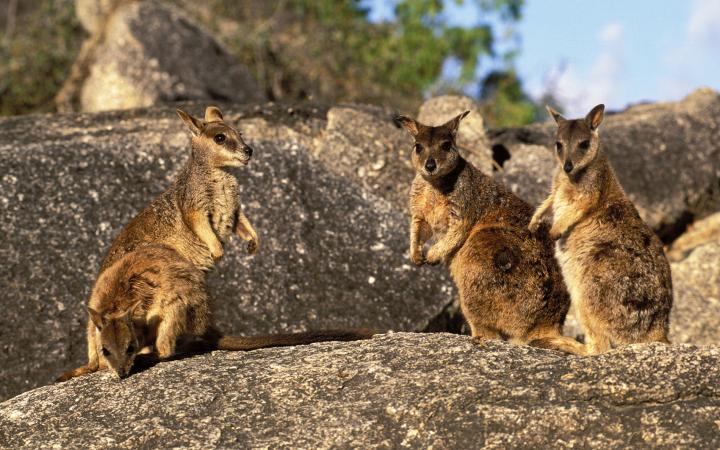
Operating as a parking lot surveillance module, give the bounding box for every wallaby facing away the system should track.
[57,245,374,381]
[101,106,258,274]
[397,112,572,346]
[529,104,672,355]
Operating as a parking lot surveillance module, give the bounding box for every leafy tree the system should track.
[0,0,83,116]
[189,0,526,116]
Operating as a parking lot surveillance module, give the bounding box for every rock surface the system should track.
[670,241,720,346]
[488,88,720,242]
[1,333,719,449]
[75,0,117,34]
[312,104,413,208]
[79,1,264,112]
[0,103,454,402]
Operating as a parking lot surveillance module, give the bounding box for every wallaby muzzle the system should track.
[425,158,437,173]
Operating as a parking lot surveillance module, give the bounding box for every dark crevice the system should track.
[423,300,469,335]
[656,210,695,245]
[491,144,511,171]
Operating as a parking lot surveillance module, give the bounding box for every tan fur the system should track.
[101,106,258,273]
[529,105,673,355]
[397,113,573,346]
[57,245,374,381]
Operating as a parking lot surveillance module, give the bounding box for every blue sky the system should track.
[365,0,720,117]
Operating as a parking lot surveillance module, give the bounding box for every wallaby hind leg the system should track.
[469,322,502,345]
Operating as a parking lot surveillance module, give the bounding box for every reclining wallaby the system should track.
[397,112,574,347]
[101,106,258,274]
[528,104,673,355]
[57,245,374,381]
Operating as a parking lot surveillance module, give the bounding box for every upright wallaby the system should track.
[397,112,573,346]
[529,104,672,355]
[57,245,374,381]
[101,106,258,273]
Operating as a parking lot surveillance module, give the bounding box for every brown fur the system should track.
[101,106,258,273]
[57,245,374,381]
[397,112,572,346]
[529,105,673,355]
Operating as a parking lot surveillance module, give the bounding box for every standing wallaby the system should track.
[528,104,672,355]
[57,245,374,381]
[397,112,574,347]
[101,106,258,273]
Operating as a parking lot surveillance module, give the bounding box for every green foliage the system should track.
[478,69,540,127]
[0,0,83,116]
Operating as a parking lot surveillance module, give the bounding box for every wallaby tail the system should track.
[56,364,99,382]
[529,335,587,356]
[199,328,376,352]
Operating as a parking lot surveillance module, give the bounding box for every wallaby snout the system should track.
[425,158,437,173]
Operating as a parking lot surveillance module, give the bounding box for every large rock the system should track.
[488,88,720,242]
[312,105,413,208]
[1,333,719,449]
[79,1,264,112]
[75,0,117,34]
[670,241,720,345]
[0,103,454,402]
[667,212,720,262]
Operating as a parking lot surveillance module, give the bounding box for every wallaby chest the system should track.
[208,170,240,241]
[416,185,459,236]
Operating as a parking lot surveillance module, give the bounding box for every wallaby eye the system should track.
[126,345,136,355]
[414,143,423,154]
[214,133,226,144]
[441,141,452,151]
[578,140,590,151]
[555,141,563,153]
[101,347,110,357]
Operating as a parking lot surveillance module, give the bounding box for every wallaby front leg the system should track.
[235,210,259,255]
[425,222,467,265]
[409,215,430,266]
[188,210,223,260]
[529,195,553,233]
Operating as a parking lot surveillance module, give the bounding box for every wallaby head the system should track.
[87,302,141,379]
[176,106,254,168]
[547,104,605,178]
[396,111,471,181]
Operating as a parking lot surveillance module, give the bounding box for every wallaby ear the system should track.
[395,115,420,137]
[546,105,566,124]
[176,109,204,136]
[87,307,105,330]
[442,110,471,136]
[585,104,605,130]
[204,106,223,123]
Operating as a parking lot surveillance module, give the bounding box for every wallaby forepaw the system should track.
[528,220,539,233]
[410,251,426,266]
[247,237,259,254]
[211,245,224,260]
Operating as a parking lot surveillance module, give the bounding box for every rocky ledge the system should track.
[0,333,718,449]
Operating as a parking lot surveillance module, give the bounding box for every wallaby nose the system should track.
[563,161,573,173]
[244,146,253,157]
[425,158,437,173]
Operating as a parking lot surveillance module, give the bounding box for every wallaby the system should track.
[528,104,673,355]
[101,106,258,274]
[397,112,573,346]
[57,245,374,381]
